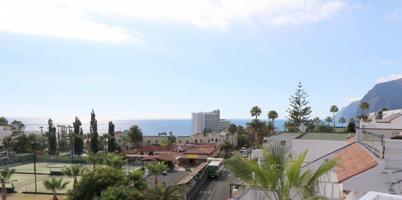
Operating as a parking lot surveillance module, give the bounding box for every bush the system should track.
[68,167,127,200]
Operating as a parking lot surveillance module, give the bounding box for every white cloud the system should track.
[0,0,138,42]
[0,0,347,42]
[376,74,402,84]
[379,59,399,65]
[385,7,402,21]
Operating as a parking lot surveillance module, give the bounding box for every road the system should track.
[194,170,236,200]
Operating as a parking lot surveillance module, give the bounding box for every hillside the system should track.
[338,78,402,119]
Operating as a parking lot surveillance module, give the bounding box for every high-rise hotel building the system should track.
[192,110,230,134]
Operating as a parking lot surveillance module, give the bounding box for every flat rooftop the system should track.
[298,132,353,141]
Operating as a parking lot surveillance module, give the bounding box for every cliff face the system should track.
[357,78,402,115]
[338,78,402,119]
[337,100,360,120]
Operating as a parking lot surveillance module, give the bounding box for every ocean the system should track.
[13,118,286,136]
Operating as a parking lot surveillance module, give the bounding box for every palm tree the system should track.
[43,177,69,200]
[85,153,103,169]
[144,184,183,200]
[104,153,126,169]
[338,117,346,127]
[62,165,85,187]
[0,168,15,200]
[330,105,339,128]
[220,140,234,158]
[128,125,143,149]
[226,144,337,200]
[146,162,168,186]
[250,106,262,120]
[325,116,332,126]
[227,124,237,145]
[247,119,265,147]
[128,169,147,190]
[359,102,369,120]
[268,110,278,131]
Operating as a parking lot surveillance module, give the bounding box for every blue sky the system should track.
[0,0,402,122]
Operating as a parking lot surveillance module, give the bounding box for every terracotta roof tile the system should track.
[143,153,181,161]
[335,143,378,183]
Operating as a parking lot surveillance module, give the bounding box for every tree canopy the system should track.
[285,82,312,132]
[128,125,143,149]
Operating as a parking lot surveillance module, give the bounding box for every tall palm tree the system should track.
[250,106,262,120]
[330,105,339,128]
[85,153,103,169]
[359,102,369,121]
[0,168,15,200]
[43,177,69,200]
[227,124,237,144]
[338,117,346,127]
[128,125,143,149]
[325,116,332,127]
[62,165,86,187]
[146,162,168,186]
[144,184,183,200]
[268,110,278,132]
[247,119,265,147]
[226,144,337,200]
[268,110,278,122]
[220,140,233,158]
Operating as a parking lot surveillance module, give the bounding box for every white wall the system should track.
[385,139,402,170]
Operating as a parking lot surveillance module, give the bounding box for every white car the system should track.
[240,147,248,157]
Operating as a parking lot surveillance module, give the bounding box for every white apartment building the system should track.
[360,109,402,130]
[192,110,230,134]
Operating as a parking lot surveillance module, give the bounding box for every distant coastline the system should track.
[7,118,286,136]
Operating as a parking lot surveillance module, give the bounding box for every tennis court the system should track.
[5,161,141,197]
[12,173,75,193]
[10,162,87,174]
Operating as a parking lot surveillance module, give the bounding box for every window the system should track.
[195,139,198,144]
[186,140,189,144]
[155,140,158,144]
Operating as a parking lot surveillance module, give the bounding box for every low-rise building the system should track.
[361,109,402,130]
[177,132,237,146]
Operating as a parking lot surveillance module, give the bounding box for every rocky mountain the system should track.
[338,78,402,120]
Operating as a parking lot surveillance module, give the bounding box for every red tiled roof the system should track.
[141,145,161,152]
[143,153,181,161]
[141,144,178,152]
[184,146,216,155]
[335,143,378,182]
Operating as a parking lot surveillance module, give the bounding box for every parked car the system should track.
[240,147,248,157]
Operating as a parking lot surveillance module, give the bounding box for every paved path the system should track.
[194,170,235,200]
